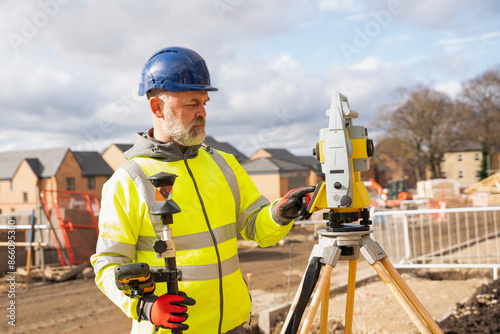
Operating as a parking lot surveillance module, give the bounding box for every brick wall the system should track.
[248,174,281,202]
[0,160,39,213]
[102,145,129,171]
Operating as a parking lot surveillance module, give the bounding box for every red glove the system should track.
[276,186,316,219]
[147,292,195,330]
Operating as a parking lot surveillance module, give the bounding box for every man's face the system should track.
[158,91,209,146]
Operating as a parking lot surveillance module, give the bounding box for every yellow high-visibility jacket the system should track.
[91,131,294,334]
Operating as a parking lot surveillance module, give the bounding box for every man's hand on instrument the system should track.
[274,186,316,220]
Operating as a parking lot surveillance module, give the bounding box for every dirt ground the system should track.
[438,278,500,334]
[0,226,498,334]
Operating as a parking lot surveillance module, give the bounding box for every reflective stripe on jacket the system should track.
[91,142,293,334]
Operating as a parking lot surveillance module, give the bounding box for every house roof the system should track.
[259,148,300,163]
[204,136,248,162]
[25,158,43,177]
[0,148,69,180]
[241,157,310,174]
[448,141,500,153]
[297,155,322,174]
[114,144,134,153]
[448,141,483,153]
[72,151,114,177]
[256,148,323,175]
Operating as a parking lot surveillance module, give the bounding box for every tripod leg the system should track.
[380,258,443,334]
[280,266,307,334]
[344,259,357,334]
[299,264,334,334]
[282,257,323,334]
[319,274,330,334]
[372,261,432,334]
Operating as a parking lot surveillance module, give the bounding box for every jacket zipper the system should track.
[183,158,224,334]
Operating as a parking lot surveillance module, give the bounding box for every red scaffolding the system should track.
[40,190,100,266]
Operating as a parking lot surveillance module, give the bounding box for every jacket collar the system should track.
[124,128,201,162]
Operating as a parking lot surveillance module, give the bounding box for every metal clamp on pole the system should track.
[148,172,182,296]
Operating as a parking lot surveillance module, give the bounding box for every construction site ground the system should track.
[1,225,498,334]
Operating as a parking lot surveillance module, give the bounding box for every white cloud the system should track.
[434,81,462,98]
[1,0,499,156]
[414,53,470,80]
[348,55,385,71]
[325,56,415,124]
[437,31,500,46]
[318,0,362,12]
[365,0,500,31]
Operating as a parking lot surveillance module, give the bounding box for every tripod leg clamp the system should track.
[309,242,342,267]
[360,235,387,265]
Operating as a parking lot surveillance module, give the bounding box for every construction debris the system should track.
[464,172,500,206]
[414,179,462,207]
[17,263,90,282]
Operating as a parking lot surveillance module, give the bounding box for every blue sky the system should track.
[1,0,499,157]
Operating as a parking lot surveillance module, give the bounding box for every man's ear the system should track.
[150,96,163,118]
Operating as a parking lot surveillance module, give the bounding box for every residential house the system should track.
[72,151,114,195]
[0,148,113,213]
[441,142,500,188]
[242,148,324,201]
[102,144,133,171]
[250,148,323,184]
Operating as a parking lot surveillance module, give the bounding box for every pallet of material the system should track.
[465,172,500,194]
[17,263,90,282]
[464,172,500,206]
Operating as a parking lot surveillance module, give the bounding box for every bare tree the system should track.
[377,86,459,180]
[458,67,500,146]
[457,67,500,178]
[375,136,425,183]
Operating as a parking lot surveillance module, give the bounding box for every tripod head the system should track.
[306,92,374,231]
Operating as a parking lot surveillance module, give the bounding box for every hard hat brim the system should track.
[139,82,218,96]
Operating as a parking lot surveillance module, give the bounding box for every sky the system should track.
[1,0,500,157]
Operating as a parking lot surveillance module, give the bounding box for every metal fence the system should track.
[369,206,500,279]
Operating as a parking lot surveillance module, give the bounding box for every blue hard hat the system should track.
[138,46,218,96]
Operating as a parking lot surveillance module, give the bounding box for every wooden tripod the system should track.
[280,229,444,334]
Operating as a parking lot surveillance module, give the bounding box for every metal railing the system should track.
[370,206,500,279]
[295,206,500,279]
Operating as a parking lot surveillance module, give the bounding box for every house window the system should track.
[23,192,28,203]
[458,170,464,179]
[88,176,95,189]
[457,154,463,162]
[10,180,14,191]
[474,153,480,161]
[66,177,75,191]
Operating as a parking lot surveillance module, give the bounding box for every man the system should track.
[91,46,315,333]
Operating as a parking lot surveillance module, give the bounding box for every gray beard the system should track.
[162,109,206,146]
